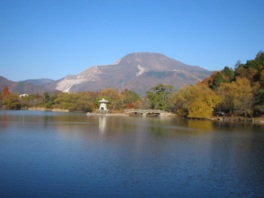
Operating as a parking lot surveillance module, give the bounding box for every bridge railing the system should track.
[124,109,166,114]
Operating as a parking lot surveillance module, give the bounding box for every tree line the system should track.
[0,87,143,112]
[169,51,264,118]
[145,52,264,118]
[1,52,263,118]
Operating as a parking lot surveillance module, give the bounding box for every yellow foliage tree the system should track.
[170,85,194,117]
[187,86,220,118]
[218,77,254,116]
[171,85,220,118]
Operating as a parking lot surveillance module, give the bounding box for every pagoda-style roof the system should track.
[99,98,109,103]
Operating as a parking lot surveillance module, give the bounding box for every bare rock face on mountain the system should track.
[55,52,212,95]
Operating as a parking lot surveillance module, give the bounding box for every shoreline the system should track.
[212,116,264,125]
[28,107,69,112]
[87,112,128,116]
[22,108,264,124]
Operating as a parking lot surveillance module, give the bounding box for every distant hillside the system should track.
[21,78,55,86]
[0,76,55,94]
[0,76,13,91]
[55,52,212,95]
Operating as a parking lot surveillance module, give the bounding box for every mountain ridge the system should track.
[55,52,212,95]
[0,76,55,94]
[0,53,212,96]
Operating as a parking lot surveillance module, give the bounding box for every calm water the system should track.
[0,110,263,198]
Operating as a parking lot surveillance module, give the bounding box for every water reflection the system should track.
[98,116,107,134]
[0,113,7,128]
[0,110,263,197]
[187,119,213,131]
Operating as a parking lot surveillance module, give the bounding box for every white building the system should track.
[98,98,109,111]
[19,94,29,98]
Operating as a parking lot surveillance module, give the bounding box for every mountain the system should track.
[1,53,213,96]
[0,76,13,90]
[21,78,55,86]
[0,76,55,94]
[55,52,212,95]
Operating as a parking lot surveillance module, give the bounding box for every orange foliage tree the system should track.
[2,86,9,97]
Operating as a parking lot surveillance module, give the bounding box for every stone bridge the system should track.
[124,109,167,117]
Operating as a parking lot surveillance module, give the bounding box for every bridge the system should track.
[124,109,167,117]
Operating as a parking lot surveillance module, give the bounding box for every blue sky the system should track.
[1,0,264,81]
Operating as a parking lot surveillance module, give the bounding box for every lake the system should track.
[0,110,263,198]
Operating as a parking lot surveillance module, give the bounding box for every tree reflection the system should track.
[187,120,213,131]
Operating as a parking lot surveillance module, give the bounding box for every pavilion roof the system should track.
[99,98,109,103]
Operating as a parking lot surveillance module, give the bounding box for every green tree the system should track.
[260,69,264,88]
[170,85,194,116]
[20,94,44,109]
[2,93,21,110]
[75,92,94,112]
[53,92,93,112]
[43,92,54,108]
[254,88,264,114]
[222,66,234,82]
[121,89,141,109]
[212,72,223,90]
[146,84,174,111]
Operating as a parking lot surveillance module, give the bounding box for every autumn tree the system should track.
[2,86,9,97]
[99,88,122,110]
[170,85,194,116]
[218,77,254,116]
[197,71,218,88]
[0,86,22,109]
[198,67,234,90]
[188,86,220,118]
[197,52,263,117]
[235,66,258,82]
[170,85,220,118]
[234,52,264,85]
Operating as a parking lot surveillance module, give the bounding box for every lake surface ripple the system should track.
[0,110,263,198]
